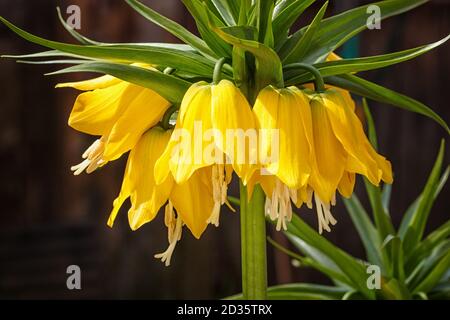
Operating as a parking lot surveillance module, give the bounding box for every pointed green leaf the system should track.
[407,219,450,270]
[286,215,376,299]
[284,35,450,84]
[48,62,190,103]
[402,140,446,254]
[381,235,405,282]
[362,98,379,150]
[125,0,216,58]
[256,0,275,47]
[325,74,450,134]
[364,178,396,242]
[56,7,99,45]
[181,0,232,58]
[209,0,238,26]
[412,249,450,294]
[280,0,429,63]
[282,1,328,64]
[0,16,218,77]
[272,0,315,49]
[343,195,384,267]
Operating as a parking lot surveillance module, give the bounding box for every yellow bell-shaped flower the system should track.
[307,88,393,233]
[57,73,171,174]
[250,85,315,230]
[108,127,214,266]
[155,80,256,226]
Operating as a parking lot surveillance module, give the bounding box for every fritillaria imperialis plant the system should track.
[1,0,448,299]
[265,105,450,300]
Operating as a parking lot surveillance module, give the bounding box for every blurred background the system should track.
[0,0,448,299]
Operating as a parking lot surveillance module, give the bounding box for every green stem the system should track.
[213,57,227,84]
[285,63,325,92]
[240,181,267,300]
[161,105,179,130]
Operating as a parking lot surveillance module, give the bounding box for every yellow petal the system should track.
[211,80,258,184]
[102,85,171,162]
[56,75,121,91]
[67,81,131,136]
[365,141,394,184]
[322,90,380,185]
[155,82,213,184]
[170,168,214,239]
[309,94,347,203]
[338,171,356,198]
[108,127,174,230]
[253,85,311,189]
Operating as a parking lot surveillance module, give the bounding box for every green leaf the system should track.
[280,0,429,63]
[325,74,450,134]
[381,184,392,214]
[382,235,405,282]
[209,0,238,26]
[413,250,450,294]
[407,240,450,290]
[210,18,284,92]
[407,219,450,270]
[0,16,218,77]
[282,1,328,64]
[227,283,347,300]
[364,178,396,242]
[284,35,450,84]
[56,7,99,45]
[362,98,379,150]
[125,0,216,58]
[276,235,354,287]
[342,195,384,268]
[181,0,232,58]
[48,62,190,103]
[402,140,446,255]
[272,0,315,49]
[286,215,376,299]
[380,278,410,300]
[399,166,449,239]
[256,0,275,47]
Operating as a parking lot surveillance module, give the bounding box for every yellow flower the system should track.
[250,85,314,230]
[57,73,171,174]
[155,80,256,226]
[307,89,393,233]
[249,83,392,234]
[108,127,214,266]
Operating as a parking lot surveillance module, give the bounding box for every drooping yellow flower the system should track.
[155,80,256,226]
[307,88,393,233]
[250,85,315,230]
[108,127,214,266]
[57,73,171,174]
[249,83,393,234]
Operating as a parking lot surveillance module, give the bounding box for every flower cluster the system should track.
[59,61,392,266]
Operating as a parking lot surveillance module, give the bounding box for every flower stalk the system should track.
[239,182,267,300]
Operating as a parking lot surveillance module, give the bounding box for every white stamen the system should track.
[208,164,228,227]
[154,201,183,267]
[313,193,337,234]
[71,138,106,175]
[265,179,294,231]
[306,187,313,209]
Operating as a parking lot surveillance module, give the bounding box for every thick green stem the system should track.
[240,181,267,300]
[285,63,325,92]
